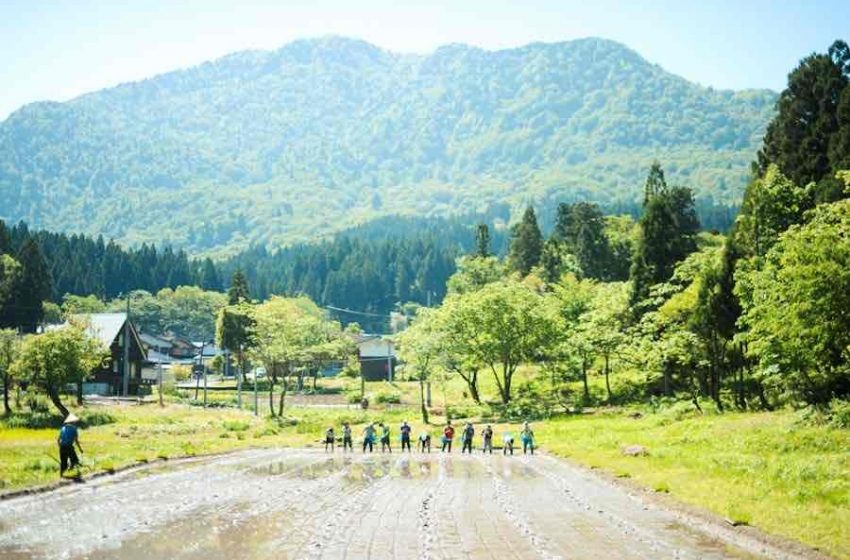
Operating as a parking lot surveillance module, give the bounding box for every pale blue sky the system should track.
[1,0,848,120]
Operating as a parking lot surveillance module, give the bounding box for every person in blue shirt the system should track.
[57,413,83,476]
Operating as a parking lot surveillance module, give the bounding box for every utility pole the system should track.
[122,295,130,397]
[387,339,393,382]
[202,340,208,408]
[253,364,258,417]
[157,361,164,407]
[237,344,243,409]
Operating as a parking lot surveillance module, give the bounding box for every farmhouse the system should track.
[59,313,147,396]
[355,334,396,381]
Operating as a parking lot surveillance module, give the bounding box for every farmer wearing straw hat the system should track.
[57,413,83,476]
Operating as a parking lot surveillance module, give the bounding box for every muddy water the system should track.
[0,449,797,559]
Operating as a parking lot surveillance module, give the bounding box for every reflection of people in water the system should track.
[398,458,411,478]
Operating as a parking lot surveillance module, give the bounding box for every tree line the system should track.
[398,40,850,418]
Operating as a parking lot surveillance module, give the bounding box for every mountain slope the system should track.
[0,36,775,253]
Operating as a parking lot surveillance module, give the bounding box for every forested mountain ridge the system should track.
[0,36,775,253]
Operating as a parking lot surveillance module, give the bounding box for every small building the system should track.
[139,332,172,355]
[71,313,147,396]
[162,334,196,359]
[355,334,397,381]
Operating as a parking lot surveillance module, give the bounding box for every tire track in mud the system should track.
[417,454,447,560]
[480,457,564,560]
[523,455,682,558]
[0,450,340,560]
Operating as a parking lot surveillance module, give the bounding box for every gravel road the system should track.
[0,449,815,559]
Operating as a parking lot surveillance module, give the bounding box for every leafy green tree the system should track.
[13,239,53,332]
[737,199,850,404]
[11,325,106,416]
[396,307,446,422]
[227,270,251,305]
[552,202,614,279]
[442,280,560,404]
[446,256,504,294]
[62,294,107,317]
[508,207,543,276]
[579,283,629,402]
[0,329,19,416]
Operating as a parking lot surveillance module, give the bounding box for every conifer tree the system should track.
[508,207,543,276]
[14,239,53,332]
[227,270,251,304]
[475,224,491,258]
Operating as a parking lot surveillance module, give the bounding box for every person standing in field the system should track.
[441,421,455,453]
[482,424,494,454]
[342,421,353,452]
[379,422,392,453]
[461,422,475,454]
[363,423,376,453]
[325,426,335,452]
[58,413,83,476]
[520,422,535,455]
[400,420,412,452]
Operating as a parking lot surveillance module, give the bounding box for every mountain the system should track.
[0,36,776,254]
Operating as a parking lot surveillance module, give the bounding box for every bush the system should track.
[827,399,850,429]
[80,410,116,427]
[222,420,250,432]
[502,381,556,421]
[374,385,402,404]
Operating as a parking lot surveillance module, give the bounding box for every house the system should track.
[161,334,196,359]
[355,334,396,381]
[139,332,172,355]
[70,313,147,396]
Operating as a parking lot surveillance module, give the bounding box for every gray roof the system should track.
[74,313,128,348]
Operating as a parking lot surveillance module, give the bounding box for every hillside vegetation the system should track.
[0,37,774,253]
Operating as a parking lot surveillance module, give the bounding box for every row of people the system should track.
[324,420,535,455]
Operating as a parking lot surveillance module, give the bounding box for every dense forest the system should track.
[0,37,768,254]
[398,39,850,414]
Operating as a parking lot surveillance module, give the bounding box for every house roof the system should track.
[70,313,145,354]
[146,349,174,364]
[139,332,171,348]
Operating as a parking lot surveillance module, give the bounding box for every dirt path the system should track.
[0,449,818,559]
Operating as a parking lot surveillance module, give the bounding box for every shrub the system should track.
[80,410,116,427]
[827,399,850,429]
[502,381,556,421]
[222,420,250,432]
[374,385,402,404]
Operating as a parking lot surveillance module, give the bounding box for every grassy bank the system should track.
[538,409,849,559]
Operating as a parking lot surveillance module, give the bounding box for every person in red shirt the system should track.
[441,421,455,453]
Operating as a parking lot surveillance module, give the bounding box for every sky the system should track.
[1,0,848,120]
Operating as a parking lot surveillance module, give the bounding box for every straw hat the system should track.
[64,413,80,424]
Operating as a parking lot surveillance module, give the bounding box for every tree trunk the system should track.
[604,354,612,403]
[456,368,481,403]
[3,373,11,416]
[278,385,287,417]
[268,375,276,417]
[419,376,429,424]
[47,386,69,417]
[581,357,590,403]
[76,380,83,406]
[501,362,514,404]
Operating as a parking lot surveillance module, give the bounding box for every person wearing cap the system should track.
[58,413,83,476]
[399,420,412,452]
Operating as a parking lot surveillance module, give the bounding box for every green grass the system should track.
[537,410,850,559]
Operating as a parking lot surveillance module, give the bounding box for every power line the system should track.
[324,305,389,319]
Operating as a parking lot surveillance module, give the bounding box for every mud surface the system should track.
[0,449,811,559]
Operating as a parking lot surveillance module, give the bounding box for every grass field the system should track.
[1,379,848,558]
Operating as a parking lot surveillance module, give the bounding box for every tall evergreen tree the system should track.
[0,220,11,255]
[475,224,491,258]
[643,161,668,206]
[200,258,221,291]
[757,39,850,200]
[629,165,700,309]
[508,207,543,276]
[14,239,53,332]
[227,270,251,304]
